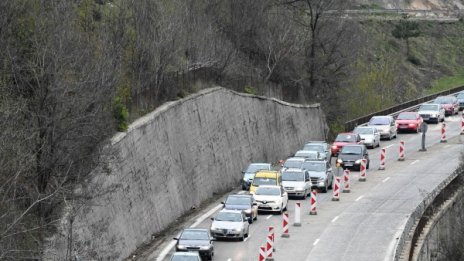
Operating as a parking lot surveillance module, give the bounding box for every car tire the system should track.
[239,235,244,241]
[367,161,370,169]
[321,182,328,193]
[279,205,283,214]
[302,190,307,200]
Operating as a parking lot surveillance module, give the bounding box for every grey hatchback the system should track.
[336,144,370,171]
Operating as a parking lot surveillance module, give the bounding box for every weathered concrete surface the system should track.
[414,186,464,261]
[44,87,328,260]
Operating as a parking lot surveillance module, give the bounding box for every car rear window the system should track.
[303,144,324,152]
[434,96,454,104]
[368,117,390,125]
[397,113,417,120]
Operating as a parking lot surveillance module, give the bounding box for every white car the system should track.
[418,103,445,123]
[281,168,312,199]
[353,126,380,149]
[367,115,397,140]
[210,210,250,241]
[253,185,288,214]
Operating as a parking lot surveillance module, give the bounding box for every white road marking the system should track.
[382,177,390,183]
[266,215,273,220]
[384,144,394,149]
[410,160,419,165]
[355,195,364,201]
[156,203,223,261]
[313,239,320,246]
[331,216,339,223]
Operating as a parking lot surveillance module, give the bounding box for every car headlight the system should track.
[337,159,342,163]
[244,209,252,214]
[431,113,438,117]
[177,245,187,250]
[355,159,361,164]
[331,145,337,149]
[200,245,211,250]
[211,225,217,231]
[318,177,325,182]
[232,228,241,232]
[295,186,305,191]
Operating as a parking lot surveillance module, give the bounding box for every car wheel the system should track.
[239,235,244,241]
[245,229,249,238]
[321,182,328,193]
[367,161,370,169]
[302,189,307,200]
[279,204,283,214]
[249,216,253,224]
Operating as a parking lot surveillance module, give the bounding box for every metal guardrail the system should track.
[344,85,464,131]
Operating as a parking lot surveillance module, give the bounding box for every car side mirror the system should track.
[173,237,179,240]
[253,202,258,206]
[221,201,225,204]
[241,171,245,174]
[210,217,214,221]
[328,168,332,172]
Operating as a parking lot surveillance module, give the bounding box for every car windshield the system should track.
[434,96,454,104]
[354,127,374,135]
[243,173,255,179]
[368,117,390,125]
[303,144,324,152]
[255,187,280,196]
[335,134,357,142]
[341,146,362,155]
[283,160,302,169]
[245,164,269,173]
[281,171,304,181]
[419,104,438,111]
[397,113,417,120]
[225,196,249,205]
[180,230,209,240]
[252,177,276,186]
[295,151,317,159]
[215,212,242,222]
[301,162,325,172]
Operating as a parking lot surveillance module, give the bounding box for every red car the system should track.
[395,112,423,133]
[433,95,459,116]
[331,132,362,156]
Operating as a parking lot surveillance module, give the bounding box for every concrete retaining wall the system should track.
[415,187,464,261]
[44,87,328,260]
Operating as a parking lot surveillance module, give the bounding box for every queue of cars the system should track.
[171,93,462,260]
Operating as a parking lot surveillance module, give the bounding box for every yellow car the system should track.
[249,170,281,194]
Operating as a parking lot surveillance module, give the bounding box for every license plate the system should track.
[399,125,408,128]
[260,204,269,208]
[344,162,353,166]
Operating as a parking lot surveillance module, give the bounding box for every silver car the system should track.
[294,150,320,161]
[353,126,380,149]
[418,103,445,123]
[367,115,397,140]
[301,160,333,193]
[210,210,250,241]
[302,141,331,161]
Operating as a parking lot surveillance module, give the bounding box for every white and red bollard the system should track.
[332,176,341,201]
[293,201,301,226]
[359,159,367,182]
[266,234,274,260]
[310,190,318,215]
[398,141,405,161]
[342,169,351,193]
[259,245,266,261]
[461,114,464,135]
[281,212,290,238]
[268,226,275,252]
[378,148,386,170]
[440,123,447,143]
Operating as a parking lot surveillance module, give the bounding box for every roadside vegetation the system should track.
[1,0,464,259]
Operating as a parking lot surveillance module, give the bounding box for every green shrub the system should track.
[113,96,129,132]
[243,85,257,95]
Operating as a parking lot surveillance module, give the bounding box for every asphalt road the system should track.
[148,114,463,261]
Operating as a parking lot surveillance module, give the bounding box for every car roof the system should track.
[171,252,201,256]
[182,228,208,232]
[282,168,305,173]
[355,126,375,129]
[227,194,252,199]
[256,185,281,189]
[420,103,440,107]
[217,209,244,214]
[285,157,306,162]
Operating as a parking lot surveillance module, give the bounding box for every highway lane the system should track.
[151,114,463,261]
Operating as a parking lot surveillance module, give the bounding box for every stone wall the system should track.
[44,87,328,260]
